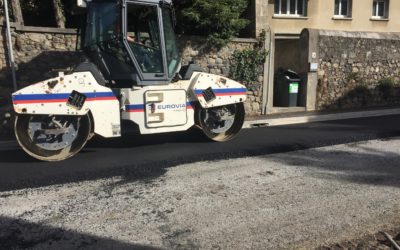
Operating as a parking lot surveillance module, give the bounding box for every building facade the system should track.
[268,0,399,36]
[256,0,400,114]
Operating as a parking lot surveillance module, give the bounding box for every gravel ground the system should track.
[0,138,400,249]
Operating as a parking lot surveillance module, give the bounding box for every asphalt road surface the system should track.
[1,115,400,249]
[0,115,400,193]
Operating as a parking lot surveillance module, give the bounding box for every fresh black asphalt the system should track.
[0,114,399,192]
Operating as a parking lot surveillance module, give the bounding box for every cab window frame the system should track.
[123,1,169,83]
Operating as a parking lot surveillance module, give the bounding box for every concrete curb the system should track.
[243,108,400,128]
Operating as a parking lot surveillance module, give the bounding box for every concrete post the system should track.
[303,29,319,111]
[265,31,275,114]
[255,0,269,35]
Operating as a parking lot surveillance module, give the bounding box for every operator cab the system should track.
[82,0,180,87]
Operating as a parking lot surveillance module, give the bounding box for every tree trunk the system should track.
[11,0,24,25]
[52,0,65,28]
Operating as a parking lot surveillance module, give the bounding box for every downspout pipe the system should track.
[3,0,18,91]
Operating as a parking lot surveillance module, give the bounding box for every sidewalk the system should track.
[244,106,400,128]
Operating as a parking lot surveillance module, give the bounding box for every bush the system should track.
[377,77,395,98]
[348,84,371,99]
[229,31,268,84]
[230,45,268,84]
[347,72,360,83]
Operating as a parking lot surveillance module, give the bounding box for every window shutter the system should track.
[348,0,353,17]
[334,0,339,15]
[304,0,308,16]
[385,0,390,18]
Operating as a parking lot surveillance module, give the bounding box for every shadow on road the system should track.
[0,215,162,250]
[267,141,400,188]
[88,127,210,149]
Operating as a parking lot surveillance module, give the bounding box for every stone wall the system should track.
[316,30,400,110]
[0,24,81,87]
[177,35,264,116]
[0,24,81,139]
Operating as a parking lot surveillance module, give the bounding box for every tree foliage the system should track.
[20,0,57,27]
[9,0,250,45]
[175,0,250,48]
[9,0,79,28]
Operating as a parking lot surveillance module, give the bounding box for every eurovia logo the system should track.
[157,104,186,110]
[147,103,187,113]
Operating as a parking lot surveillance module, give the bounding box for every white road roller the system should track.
[12,0,247,161]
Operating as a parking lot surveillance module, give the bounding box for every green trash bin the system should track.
[274,69,301,107]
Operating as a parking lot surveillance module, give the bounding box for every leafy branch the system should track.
[230,31,268,84]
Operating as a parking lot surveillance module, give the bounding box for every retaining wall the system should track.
[316,30,400,110]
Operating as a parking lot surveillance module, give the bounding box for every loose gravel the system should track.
[1,138,400,249]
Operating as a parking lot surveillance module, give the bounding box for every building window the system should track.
[274,0,307,17]
[372,0,389,18]
[334,0,352,17]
